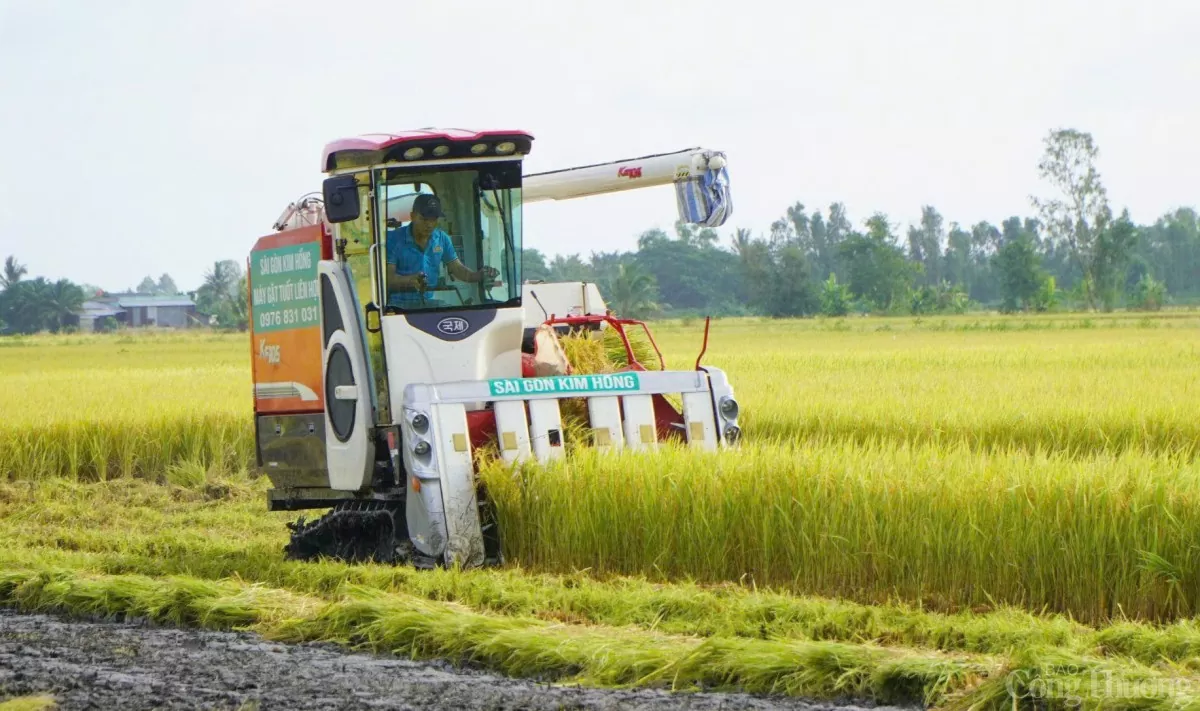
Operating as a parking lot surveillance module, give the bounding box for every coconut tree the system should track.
[44,279,85,332]
[603,262,660,320]
[196,260,244,327]
[3,278,53,332]
[729,228,753,258]
[1,256,27,289]
[201,260,240,300]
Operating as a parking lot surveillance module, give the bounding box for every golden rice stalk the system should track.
[558,325,662,376]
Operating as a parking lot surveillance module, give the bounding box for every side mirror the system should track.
[323,175,361,223]
[364,302,381,333]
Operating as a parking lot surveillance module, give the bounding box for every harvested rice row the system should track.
[6,565,1200,710]
[5,478,1200,668]
[0,566,1000,709]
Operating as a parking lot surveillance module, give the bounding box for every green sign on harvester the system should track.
[251,242,321,334]
[489,372,641,397]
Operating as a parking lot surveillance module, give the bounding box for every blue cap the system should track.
[412,193,444,219]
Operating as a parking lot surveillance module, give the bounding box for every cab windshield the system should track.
[374,161,523,313]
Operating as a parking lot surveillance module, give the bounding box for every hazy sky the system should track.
[1,0,1197,292]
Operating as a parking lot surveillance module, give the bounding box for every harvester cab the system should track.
[249,129,740,569]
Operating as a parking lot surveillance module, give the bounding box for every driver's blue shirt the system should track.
[385,223,458,307]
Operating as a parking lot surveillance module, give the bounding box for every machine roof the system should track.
[321,128,534,171]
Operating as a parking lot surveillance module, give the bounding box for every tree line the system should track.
[526,128,1189,319]
[0,257,89,334]
[3,127,1193,333]
[0,258,248,334]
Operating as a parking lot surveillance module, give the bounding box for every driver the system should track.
[385,193,498,307]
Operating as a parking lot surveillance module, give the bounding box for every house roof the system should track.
[111,295,195,308]
[78,300,125,317]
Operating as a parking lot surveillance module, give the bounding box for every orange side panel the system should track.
[252,325,324,413]
[249,225,326,415]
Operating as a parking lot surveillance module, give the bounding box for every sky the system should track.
[1,0,1197,292]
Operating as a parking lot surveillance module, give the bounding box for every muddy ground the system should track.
[0,608,914,711]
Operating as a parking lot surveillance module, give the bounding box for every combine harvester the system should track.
[248,128,741,568]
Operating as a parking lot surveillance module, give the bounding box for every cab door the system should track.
[319,172,392,490]
[319,260,374,491]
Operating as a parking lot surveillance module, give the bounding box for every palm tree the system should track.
[547,254,590,282]
[202,260,240,299]
[729,228,753,259]
[6,278,54,332]
[197,260,243,325]
[230,274,249,330]
[604,263,660,320]
[45,279,85,332]
[588,251,625,288]
[1,256,27,289]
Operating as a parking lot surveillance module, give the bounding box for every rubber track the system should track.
[284,500,406,564]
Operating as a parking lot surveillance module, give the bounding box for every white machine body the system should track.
[520,281,609,328]
[380,307,526,415]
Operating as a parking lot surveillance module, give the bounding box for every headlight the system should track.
[414,440,431,456]
[403,147,424,160]
[411,413,429,433]
[724,425,741,444]
[718,397,739,420]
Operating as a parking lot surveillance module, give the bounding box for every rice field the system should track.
[4,312,1198,482]
[3,311,1200,709]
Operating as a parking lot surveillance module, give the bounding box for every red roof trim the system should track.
[321,128,534,171]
